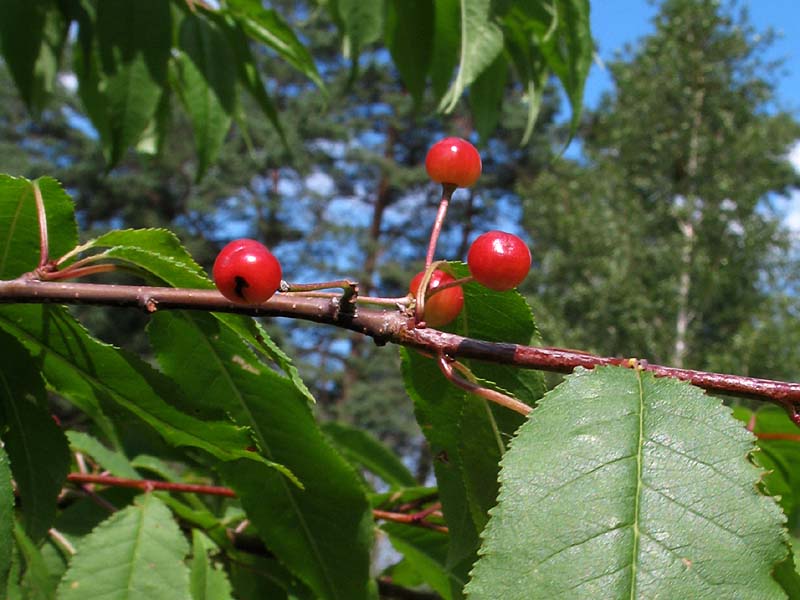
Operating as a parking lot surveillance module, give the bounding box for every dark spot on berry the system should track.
[234,275,249,299]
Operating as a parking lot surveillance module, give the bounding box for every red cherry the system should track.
[467,231,531,291]
[425,137,482,188]
[410,269,464,327]
[213,239,282,304]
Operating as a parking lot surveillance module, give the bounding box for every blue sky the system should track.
[583,0,800,113]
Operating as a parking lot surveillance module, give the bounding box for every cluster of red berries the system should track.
[409,137,531,327]
[212,137,531,329]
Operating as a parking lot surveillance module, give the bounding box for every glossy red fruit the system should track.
[213,238,282,304]
[425,137,482,188]
[410,269,464,327]
[467,230,531,291]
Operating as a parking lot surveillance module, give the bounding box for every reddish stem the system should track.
[372,509,448,534]
[67,473,237,497]
[438,354,531,416]
[424,184,456,269]
[755,432,800,442]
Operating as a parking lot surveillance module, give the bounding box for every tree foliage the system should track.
[1,0,799,599]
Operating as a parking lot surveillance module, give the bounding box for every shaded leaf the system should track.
[66,431,140,479]
[13,523,55,600]
[148,311,373,600]
[382,522,458,600]
[467,367,787,599]
[429,0,460,101]
[176,15,237,180]
[385,0,434,105]
[401,263,544,597]
[331,0,383,63]
[322,421,417,489]
[57,494,191,600]
[0,304,279,469]
[95,0,172,165]
[0,175,77,279]
[0,329,69,543]
[469,54,508,141]
[0,443,13,592]
[190,530,234,600]
[0,0,67,114]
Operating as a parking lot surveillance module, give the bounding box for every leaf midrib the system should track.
[628,369,645,599]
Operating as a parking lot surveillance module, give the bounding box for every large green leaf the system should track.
[225,0,323,89]
[0,329,69,542]
[402,263,544,597]
[322,421,417,489]
[429,0,460,101]
[57,494,191,600]
[0,304,278,469]
[469,54,508,141]
[94,0,172,165]
[466,366,787,599]
[176,14,237,180]
[0,175,77,279]
[0,0,67,115]
[0,443,13,593]
[439,0,504,113]
[148,311,374,600]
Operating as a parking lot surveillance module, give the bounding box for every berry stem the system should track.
[425,276,473,298]
[282,278,359,315]
[413,260,446,324]
[424,184,457,269]
[34,181,49,269]
[285,291,410,307]
[437,354,531,416]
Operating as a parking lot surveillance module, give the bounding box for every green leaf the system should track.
[0,175,77,279]
[72,228,314,402]
[190,530,234,600]
[773,538,800,598]
[382,522,459,600]
[385,0,434,105]
[466,366,787,599]
[13,523,55,600]
[401,264,544,597]
[216,15,287,149]
[331,0,383,62]
[66,431,140,480]
[57,494,191,600]
[439,0,504,113]
[0,330,69,542]
[176,15,237,180]
[95,0,172,165]
[0,443,13,592]
[322,422,417,489]
[733,406,800,520]
[429,0,460,101]
[0,0,67,115]
[538,0,592,134]
[225,0,323,89]
[0,304,276,468]
[469,54,508,141]
[148,311,374,600]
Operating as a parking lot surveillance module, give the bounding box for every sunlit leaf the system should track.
[467,367,787,599]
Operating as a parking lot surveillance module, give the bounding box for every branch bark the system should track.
[2,278,800,422]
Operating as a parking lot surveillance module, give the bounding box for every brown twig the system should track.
[67,473,237,497]
[755,432,800,442]
[65,473,448,532]
[2,278,800,421]
[372,508,448,534]
[438,354,531,416]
